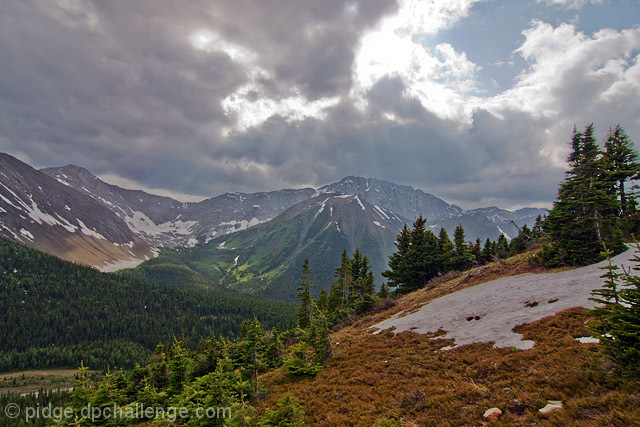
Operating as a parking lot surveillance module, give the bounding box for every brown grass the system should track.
[255,253,640,426]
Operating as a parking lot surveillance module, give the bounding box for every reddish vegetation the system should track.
[258,253,640,426]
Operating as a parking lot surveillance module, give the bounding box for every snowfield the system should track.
[371,246,640,350]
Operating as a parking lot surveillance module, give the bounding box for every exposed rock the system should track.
[483,407,502,421]
[539,400,563,415]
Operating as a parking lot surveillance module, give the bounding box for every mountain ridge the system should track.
[0,153,155,270]
[129,192,406,301]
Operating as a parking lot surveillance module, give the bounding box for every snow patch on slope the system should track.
[125,210,198,237]
[496,226,511,240]
[77,219,106,240]
[219,218,262,231]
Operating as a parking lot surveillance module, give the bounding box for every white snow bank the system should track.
[371,246,640,350]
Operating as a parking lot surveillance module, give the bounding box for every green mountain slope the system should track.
[130,194,406,301]
[0,237,295,371]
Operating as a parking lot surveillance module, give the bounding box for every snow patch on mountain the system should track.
[219,218,262,231]
[371,246,640,350]
[373,205,390,220]
[55,214,78,233]
[124,210,198,237]
[496,226,511,240]
[77,219,106,240]
[19,228,34,240]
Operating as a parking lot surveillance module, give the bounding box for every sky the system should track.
[1,0,639,210]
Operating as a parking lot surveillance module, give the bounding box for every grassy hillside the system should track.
[0,237,295,371]
[129,195,400,302]
[254,254,640,425]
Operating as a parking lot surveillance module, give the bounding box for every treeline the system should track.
[381,124,640,293]
[381,216,541,294]
[51,256,358,426]
[0,237,296,371]
[49,319,312,425]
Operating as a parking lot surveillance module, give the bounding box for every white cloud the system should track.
[189,29,257,65]
[187,31,340,135]
[535,0,603,9]
[221,69,341,136]
[481,20,640,167]
[351,0,482,124]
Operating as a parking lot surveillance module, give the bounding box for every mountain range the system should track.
[0,153,155,270]
[0,153,546,298]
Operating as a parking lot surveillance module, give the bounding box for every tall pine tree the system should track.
[296,259,315,329]
[543,124,624,266]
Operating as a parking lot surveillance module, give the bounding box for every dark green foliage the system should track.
[283,305,332,377]
[296,260,315,329]
[381,225,411,291]
[382,219,542,296]
[53,315,307,425]
[542,124,633,266]
[383,218,503,295]
[590,245,640,378]
[258,393,305,426]
[437,228,455,272]
[383,217,442,294]
[604,124,640,216]
[453,225,474,271]
[326,249,380,324]
[0,237,295,371]
[377,282,390,299]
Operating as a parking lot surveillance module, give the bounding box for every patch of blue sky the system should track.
[417,0,640,97]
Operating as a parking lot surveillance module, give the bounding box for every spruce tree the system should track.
[482,238,495,262]
[383,217,440,294]
[590,245,640,378]
[543,124,625,266]
[437,228,455,273]
[603,124,639,215]
[296,259,315,329]
[496,234,510,258]
[408,216,440,288]
[453,225,474,270]
[382,224,411,290]
[244,317,265,394]
[332,249,352,310]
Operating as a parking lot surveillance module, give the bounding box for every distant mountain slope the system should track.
[42,165,315,247]
[0,154,155,270]
[36,160,548,280]
[0,236,295,371]
[430,207,547,242]
[318,176,462,221]
[131,193,406,301]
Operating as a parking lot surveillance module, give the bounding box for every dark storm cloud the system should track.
[202,0,398,99]
[2,0,630,209]
[220,77,564,208]
[0,0,398,194]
